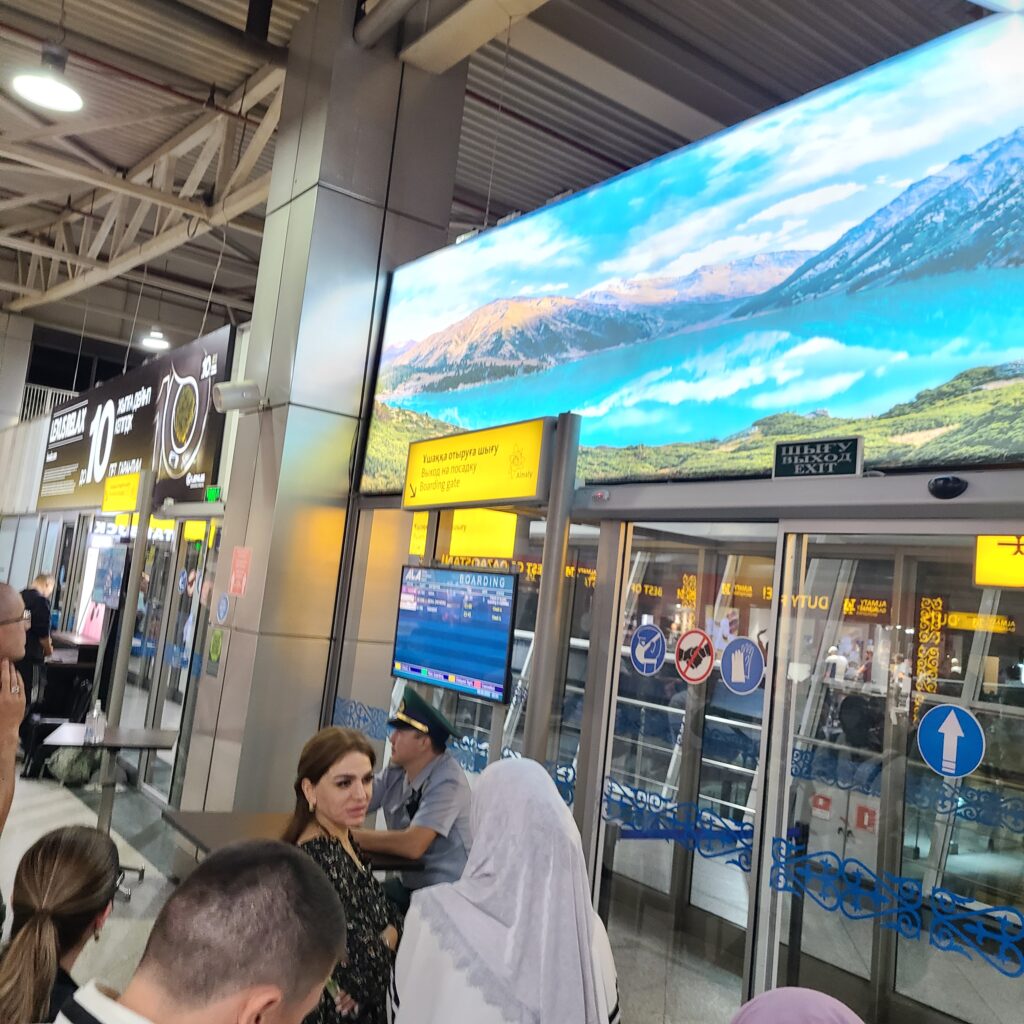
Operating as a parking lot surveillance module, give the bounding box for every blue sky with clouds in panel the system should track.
[382,16,1023,355]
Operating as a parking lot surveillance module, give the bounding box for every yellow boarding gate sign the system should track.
[975,535,1024,588]
[403,418,554,510]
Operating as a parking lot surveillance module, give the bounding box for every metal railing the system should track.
[20,384,76,422]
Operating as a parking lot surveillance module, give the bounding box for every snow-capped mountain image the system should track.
[364,17,1024,492]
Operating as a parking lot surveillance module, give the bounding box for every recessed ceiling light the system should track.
[12,43,83,113]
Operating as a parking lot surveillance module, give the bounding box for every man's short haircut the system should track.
[0,583,18,611]
[139,840,346,1007]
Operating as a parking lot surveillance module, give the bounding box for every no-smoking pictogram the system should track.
[675,628,715,685]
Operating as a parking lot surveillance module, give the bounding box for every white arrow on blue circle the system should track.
[937,708,964,774]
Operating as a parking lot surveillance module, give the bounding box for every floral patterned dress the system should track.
[299,835,402,1024]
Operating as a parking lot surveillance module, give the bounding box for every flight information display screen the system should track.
[392,566,518,703]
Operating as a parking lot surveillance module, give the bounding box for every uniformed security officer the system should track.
[354,687,472,913]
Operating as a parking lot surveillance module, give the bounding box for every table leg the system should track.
[96,748,118,834]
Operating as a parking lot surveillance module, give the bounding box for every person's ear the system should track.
[237,986,283,1024]
[95,901,114,933]
[300,778,316,807]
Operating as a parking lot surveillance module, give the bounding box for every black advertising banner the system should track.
[38,327,232,511]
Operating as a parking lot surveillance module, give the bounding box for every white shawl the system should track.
[411,758,602,1024]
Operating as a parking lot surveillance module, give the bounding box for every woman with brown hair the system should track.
[284,727,401,1024]
[0,825,120,1023]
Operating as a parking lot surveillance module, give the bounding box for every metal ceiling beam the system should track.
[134,0,287,66]
[505,16,723,142]
[0,235,254,311]
[6,172,270,312]
[0,65,280,240]
[355,0,423,47]
[526,0,780,126]
[0,188,73,214]
[1,102,198,146]
[401,0,550,73]
[0,89,115,172]
[0,143,208,217]
[0,5,214,96]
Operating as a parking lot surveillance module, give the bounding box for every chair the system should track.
[20,672,94,778]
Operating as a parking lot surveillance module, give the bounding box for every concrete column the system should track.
[181,0,466,811]
[0,314,32,428]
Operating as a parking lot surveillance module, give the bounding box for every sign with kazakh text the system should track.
[773,437,863,479]
[403,418,553,510]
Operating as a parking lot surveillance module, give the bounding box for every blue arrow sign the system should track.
[917,704,985,779]
[216,593,230,624]
[630,624,666,676]
[720,637,765,696]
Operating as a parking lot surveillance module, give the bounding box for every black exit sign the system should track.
[773,437,863,479]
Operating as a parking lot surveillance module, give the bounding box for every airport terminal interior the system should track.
[1,2,1023,1023]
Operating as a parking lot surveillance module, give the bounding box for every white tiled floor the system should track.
[1,777,173,992]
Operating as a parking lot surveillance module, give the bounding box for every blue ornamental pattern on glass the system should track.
[603,778,754,872]
[790,747,1024,835]
[771,837,1024,978]
[332,698,390,741]
[930,888,1024,979]
[771,836,922,939]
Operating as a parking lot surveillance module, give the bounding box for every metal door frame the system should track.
[570,514,1024,1020]
[139,519,218,801]
[753,516,1024,1023]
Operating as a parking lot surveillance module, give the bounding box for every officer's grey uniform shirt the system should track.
[369,750,473,890]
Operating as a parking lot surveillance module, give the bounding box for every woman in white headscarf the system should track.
[389,757,619,1024]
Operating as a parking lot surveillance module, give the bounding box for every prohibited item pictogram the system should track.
[675,628,715,685]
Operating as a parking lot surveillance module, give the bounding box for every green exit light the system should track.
[205,485,222,502]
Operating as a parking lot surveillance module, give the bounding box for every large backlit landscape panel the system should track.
[363,16,1024,492]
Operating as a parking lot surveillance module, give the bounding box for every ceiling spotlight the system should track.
[141,328,169,351]
[12,43,83,113]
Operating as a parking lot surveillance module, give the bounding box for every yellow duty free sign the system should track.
[402,418,553,510]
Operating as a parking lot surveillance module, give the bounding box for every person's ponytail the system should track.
[0,911,61,1023]
[0,827,118,1023]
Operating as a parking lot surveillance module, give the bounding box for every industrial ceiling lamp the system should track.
[141,327,169,351]
[12,42,83,113]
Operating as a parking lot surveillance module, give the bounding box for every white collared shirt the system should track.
[53,981,155,1024]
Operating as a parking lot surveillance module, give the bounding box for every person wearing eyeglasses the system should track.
[353,687,472,915]
[0,825,120,1022]
[0,583,28,857]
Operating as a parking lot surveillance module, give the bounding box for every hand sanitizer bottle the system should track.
[84,700,106,744]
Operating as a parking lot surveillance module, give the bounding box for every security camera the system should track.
[928,475,968,500]
[212,379,263,414]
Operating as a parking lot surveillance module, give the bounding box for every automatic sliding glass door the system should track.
[763,529,1024,1024]
[595,522,779,1024]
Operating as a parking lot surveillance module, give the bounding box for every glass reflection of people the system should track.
[708,608,739,652]
[855,647,875,689]
[824,645,848,681]
[134,571,150,635]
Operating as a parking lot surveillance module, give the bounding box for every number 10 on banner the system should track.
[80,399,115,486]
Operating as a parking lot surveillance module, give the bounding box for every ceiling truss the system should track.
[0,64,284,317]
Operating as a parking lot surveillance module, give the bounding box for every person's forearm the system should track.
[353,827,421,859]
[0,735,18,836]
